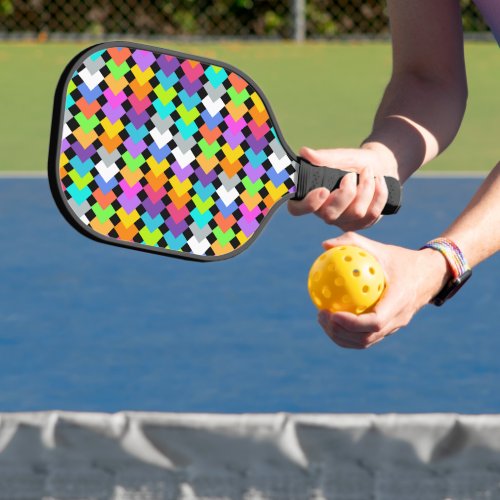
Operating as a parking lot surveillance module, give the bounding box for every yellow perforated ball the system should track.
[308,245,385,314]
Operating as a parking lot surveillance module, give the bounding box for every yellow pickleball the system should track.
[308,245,385,314]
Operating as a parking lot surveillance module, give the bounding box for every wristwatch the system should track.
[421,238,472,306]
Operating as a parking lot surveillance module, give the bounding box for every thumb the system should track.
[299,147,364,170]
[322,231,369,250]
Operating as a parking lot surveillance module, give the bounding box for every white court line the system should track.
[414,170,487,179]
[0,171,47,178]
[0,170,489,179]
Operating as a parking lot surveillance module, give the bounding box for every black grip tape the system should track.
[294,158,402,215]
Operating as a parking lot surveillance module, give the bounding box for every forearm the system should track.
[418,162,500,303]
[362,73,467,182]
[441,162,500,267]
[361,0,467,183]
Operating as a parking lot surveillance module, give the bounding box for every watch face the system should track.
[432,269,472,306]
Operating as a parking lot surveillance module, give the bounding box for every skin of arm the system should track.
[318,162,500,349]
[288,0,468,230]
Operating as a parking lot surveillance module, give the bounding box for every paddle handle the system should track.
[294,157,402,215]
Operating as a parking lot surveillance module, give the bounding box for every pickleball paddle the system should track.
[48,41,401,261]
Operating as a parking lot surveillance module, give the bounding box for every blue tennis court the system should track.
[0,176,498,413]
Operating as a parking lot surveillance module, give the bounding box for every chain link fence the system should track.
[0,0,491,40]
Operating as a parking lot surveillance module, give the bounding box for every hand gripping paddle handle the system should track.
[294,158,402,215]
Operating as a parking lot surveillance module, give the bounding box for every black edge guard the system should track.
[293,158,402,215]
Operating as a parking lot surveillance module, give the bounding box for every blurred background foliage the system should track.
[0,0,490,39]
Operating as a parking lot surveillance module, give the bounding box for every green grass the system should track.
[0,41,497,172]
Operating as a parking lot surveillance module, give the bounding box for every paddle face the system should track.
[49,41,298,261]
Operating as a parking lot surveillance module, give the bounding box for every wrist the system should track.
[418,248,453,303]
[360,141,399,178]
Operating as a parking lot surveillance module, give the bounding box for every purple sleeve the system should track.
[473,0,500,45]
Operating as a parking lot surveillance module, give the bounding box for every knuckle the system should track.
[325,214,340,225]
[319,207,340,225]
[360,163,372,174]
[361,215,379,230]
[364,333,381,348]
[359,339,371,349]
[371,319,385,332]
[366,205,382,219]
[350,205,367,219]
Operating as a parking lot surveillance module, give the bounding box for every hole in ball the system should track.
[369,267,376,275]
[362,285,369,293]
[352,269,360,277]
[342,295,351,304]
[313,294,322,308]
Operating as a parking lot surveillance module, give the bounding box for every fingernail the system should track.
[318,188,329,201]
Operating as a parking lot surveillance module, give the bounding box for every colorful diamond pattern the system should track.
[58,46,297,257]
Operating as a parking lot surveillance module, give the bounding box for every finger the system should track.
[322,231,370,251]
[319,311,373,348]
[364,335,386,348]
[371,174,389,216]
[316,172,357,224]
[328,327,380,349]
[330,317,391,349]
[360,175,389,226]
[330,324,371,348]
[339,214,383,232]
[330,336,365,349]
[299,146,366,171]
[288,188,330,216]
[294,146,364,223]
[330,311,385,335]
[344,164,376,220]
[332,293,400,339]
[319,309,392,349]
[321,322,365,349]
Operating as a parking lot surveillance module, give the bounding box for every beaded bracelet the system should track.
[421,238,472,306]
[421,238,470,278]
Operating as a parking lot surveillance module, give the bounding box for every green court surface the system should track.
[0,41,497,172]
